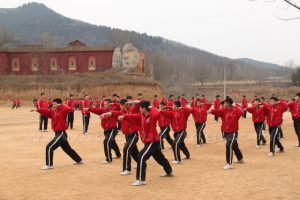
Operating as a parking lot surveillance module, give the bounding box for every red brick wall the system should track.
[4,50,113,75]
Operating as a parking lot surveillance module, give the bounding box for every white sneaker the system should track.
[171,160,181,164]
[43,130,48,132]
[74,161,83,165]
[120,170,131,176]
[101,160,111,164]
[131,180,146,186]
[256,145,261,149]
[160,172,173,177]
[84,132,89,135]
[41,165,54,170]
[223,164,233,170]
[237,159,244,163]
[133,166,137,169]
[268,152,274,157]
[196,144,202,148]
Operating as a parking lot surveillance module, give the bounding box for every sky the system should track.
[1,0,300,66]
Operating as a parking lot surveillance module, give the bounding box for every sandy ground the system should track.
[0,106,300,200]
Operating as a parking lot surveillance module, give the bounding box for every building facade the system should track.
[0,40,144,75]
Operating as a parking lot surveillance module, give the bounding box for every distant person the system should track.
[37,92,49,132]
[66,95,75,129]
[287,93,300,150]
[31,98,82,170]
[214,95,221,122]
[152,95,159,108]
[191,99,212,147]
[262,97,287,157]
[81,95,91,135]
[11,99,17,109]
[241,95,248,118]
[247,98,267,149]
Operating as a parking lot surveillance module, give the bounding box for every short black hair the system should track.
[160,102,166,106]
[243,95,246,98]
[70,94,73,97]
[112,94,118,97]
[140,100,150,111]
[119,99,127,105]
[41,92,45,96]
[270,97,279,102]
[105,99,112,104]
[202,95,205,97]
[254,98,260,102]
[296,93,300,97]
[216,95,220,98]
[169,95,174,99]
[174,100,181,108]
[126,96,133,100]
[261,97,265,100]
[137,93,142,97]
[154,95,157,97]
[181,94,185,96]
[53,98,62,104]
[224,98,233,105]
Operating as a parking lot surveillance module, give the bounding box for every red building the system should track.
[0,40,115,75]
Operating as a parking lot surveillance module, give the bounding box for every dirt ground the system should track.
[0,106,300,200]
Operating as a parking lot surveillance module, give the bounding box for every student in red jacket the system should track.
[180,94,187,107]
[158,102,174,151]
[16,98,21,108]
[262,97,287,157]
[191,99,212,147]
[119,101,173,186]
[167,95,175,108]
[111,94,121,111]
[66,95,75,129]
[241,95,248,118]
[37,92,49,132]
[81,95,91,135]
[288,93,300,150]
[152,95,159,108]
[100,99,139,174]
[161,94,168,105]
[160,101,192,164]
[214,95,221,122]
[247,98,267,148]
[31,98,82,170]
[87,99,121,164]
[210,98,244,170]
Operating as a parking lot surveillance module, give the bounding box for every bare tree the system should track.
[0,28,19,47]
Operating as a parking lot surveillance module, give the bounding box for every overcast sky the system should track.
[1,0,300,66]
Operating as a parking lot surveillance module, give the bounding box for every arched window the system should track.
[68,56,77,71]
[88,56,96,70]
[50,57,58,71]
[31,57,39,71]
[11,58,20,71]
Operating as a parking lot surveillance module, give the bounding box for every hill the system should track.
[0,3,292,94]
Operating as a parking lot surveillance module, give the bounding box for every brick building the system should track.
[0,40,145,75]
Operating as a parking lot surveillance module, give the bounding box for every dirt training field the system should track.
[0,107,300,200]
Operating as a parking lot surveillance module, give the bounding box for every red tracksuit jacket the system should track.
[66,99,75,112]
[161,97,167,105]
[112,107,139,134]
[214,98,221,109]
[152,99,159,108]
[158,112,171,128]
[263,102,287,127]
[288,101,300,120]
[192,102,212,123]
[160,107,192,132]
[111,101,121,111]
[180,98,187,107]
[37,99,49,110]
[123,107,160,144]
[38,104,72,132]
[89,108,118,131]
[241,98,248,109]
[81,99,90,115]
[247,105,266,123]
[211,106,243,133]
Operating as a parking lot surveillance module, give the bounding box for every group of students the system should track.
[30,92,300,186]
